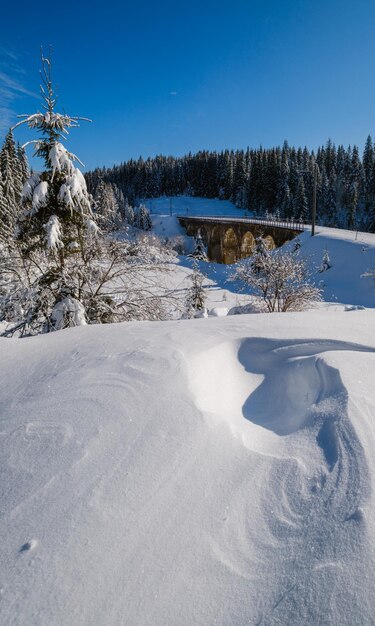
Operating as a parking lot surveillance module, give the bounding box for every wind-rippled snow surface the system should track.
[238,339,373,624]
[1,312,375,625]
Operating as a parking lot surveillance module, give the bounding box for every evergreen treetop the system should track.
[13,52,94,258]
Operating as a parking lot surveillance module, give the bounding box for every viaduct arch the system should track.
[178,216,303,264]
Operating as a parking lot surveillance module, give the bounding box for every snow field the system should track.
[2,198,375,624]
[1,310,375,625]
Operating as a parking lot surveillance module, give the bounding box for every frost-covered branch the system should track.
[0,233,178,335]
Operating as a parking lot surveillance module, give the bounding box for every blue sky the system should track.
[1,0,375,170]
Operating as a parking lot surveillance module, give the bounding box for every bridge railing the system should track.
[176,214,305,232]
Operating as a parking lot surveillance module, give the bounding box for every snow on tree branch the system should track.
[45,215,63,250]
[232,239,322,312]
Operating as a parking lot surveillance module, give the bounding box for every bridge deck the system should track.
[177,215,305,232]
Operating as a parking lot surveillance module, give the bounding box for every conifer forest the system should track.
[85,138,375,232]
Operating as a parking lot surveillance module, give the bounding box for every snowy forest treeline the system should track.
[85,138,375,231]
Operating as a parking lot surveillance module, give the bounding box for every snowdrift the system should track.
[1,310,375,625]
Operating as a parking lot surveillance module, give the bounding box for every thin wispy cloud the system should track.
[170,91,177,96]
[0,71,37,98]
[0,46,19,62]
[0,50,38,135]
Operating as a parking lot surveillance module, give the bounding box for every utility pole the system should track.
[312,162,317,236]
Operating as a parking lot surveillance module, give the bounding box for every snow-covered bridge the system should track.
[177,215,304,263]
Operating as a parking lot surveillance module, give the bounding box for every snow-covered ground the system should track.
[144,194,243,218]
[147,197,375,311]
[2,197,375,625]
[1,311,375,625]
[291,226,375,308]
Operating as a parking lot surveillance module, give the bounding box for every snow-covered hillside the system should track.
[144,195,242,218]
[145,197,375,309]
[2,196,375,625]
[292,227,375,307]
[1,311,375,625]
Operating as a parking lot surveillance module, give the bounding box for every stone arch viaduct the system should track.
[177,215,304,264]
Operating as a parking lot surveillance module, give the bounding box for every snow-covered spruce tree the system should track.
[232,240,322,312]
[251,235,269,273]
[134,204,152,230]
[123,197,135,226]
[0,129,25,240]
[0,54,98,333]
[188,231,208,261]
[185,259,207,317]
[112,184,127,220]
[319,249,331,273]
[254,235,269,256]
[325,170,337,226]
[0,54,176,335]
[14,55,95,262]
[0,172,9,238]
[346,181,358,230]
[94,180,121,231]
[295,176,309,222]
[17,144,30,184]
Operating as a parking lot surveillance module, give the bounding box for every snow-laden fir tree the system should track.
[188,231,208,261]
[234,151,248,208]
[325,170,337,225]
[0,172,9,237]
[14,55,95,261]
[0,53,177,335]
[251,235,271,275]
[278,178,293,218]
[0,53,98,331]
[0,130,23,200]
[94,180,120,231]
[254,235,269,256]
[17,143,29,184]
[295,176,309,222]
[363,135,374,211]
[134,204,152,230]
[112,183,127,220]
[319,249,331,273]
[0,129,25,239]
[123,197,135,226]
[346,181,358,230]
[185,259,207,317]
